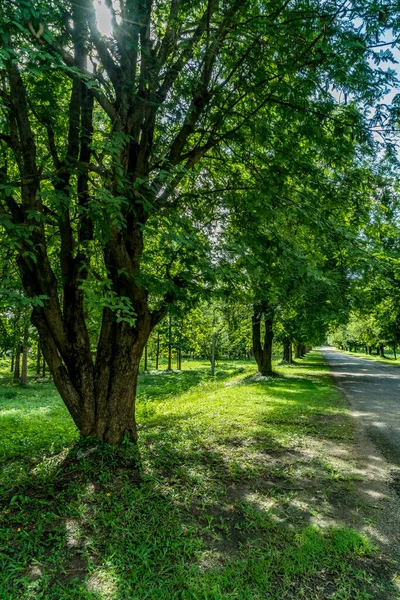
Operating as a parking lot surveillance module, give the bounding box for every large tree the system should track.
[0,0,396,445]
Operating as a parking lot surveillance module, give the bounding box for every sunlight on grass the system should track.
[0,352,398,599]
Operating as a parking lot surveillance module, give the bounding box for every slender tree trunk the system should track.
[42,356,46,378]
[177,347,182,370]
[21,327,29,385]
[379,344,385,358]
[14,343,21,381]
[289,343,293,364]
[283,337,290,362]
[144,343,148,371]
[10,351,14,373]
[294,344,301,359]
[394,345,397,360]
[156,332,160,370]
[36,341,41,375]
[167,314,172,370]
[252,302,274,376]
[211,332,216,376]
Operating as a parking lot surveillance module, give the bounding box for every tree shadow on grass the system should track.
[1,352,398,599]
[1,417,398,600]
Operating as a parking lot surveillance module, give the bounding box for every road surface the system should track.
[321,347,400,466]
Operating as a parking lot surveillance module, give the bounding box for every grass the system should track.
[0,352,398,599]
[336,349,400,368]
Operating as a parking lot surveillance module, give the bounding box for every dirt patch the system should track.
[58,552,88,585]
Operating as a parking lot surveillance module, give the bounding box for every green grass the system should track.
[337,349,400,368]
[0,352,398,599]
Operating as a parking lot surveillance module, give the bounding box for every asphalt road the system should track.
[321,347,400,467]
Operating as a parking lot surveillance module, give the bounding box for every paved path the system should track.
[321,347,400,466]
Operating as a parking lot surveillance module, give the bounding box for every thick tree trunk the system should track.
[294,344,301,359]
[21,327,29,385]
[368,345,372,355]
[379,344,385,358]
[14,343,21,381]
[31,305,154,447]
[252,302,274,376]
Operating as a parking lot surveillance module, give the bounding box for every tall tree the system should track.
[0,0,397,446]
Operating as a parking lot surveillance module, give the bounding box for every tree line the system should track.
[0,0,399,447]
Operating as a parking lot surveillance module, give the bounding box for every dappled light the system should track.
[1,352,399,598]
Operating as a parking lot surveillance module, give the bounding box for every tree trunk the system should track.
[156,332,160,370]
[36,341,41,375]
[283,337,290,362]
[10,350,14,373]
[14,343,21,381]
[167,314,172,370]
[177,347,182,370]
[144,343,148,371]
[42,356,46,378]
[289,343,293,364]
[211,331,216,376]
[379,344,385,358]
[294,344,301,359]
[21,327,29,385]
[252,302,274,376]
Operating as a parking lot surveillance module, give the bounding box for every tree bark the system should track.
[211,331,216,376]
[144,343,148,371]
[36,341,41,375]
[177,347,182,370]
[294,344,301,359]
[379,344,385,358]
[283,337,290,362]
[156,332,160,370]
[14,343,21,381]
[10,350,14,373]
[21,327,29,385]
[252,302,274,376]
[167,314,172,370]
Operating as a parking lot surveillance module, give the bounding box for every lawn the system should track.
[336,349,400,368]
[0,352,398,599]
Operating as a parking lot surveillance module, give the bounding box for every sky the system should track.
[93,1,400,107]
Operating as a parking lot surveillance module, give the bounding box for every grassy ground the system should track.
[0,352,398,599]
[336,349,400,368]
